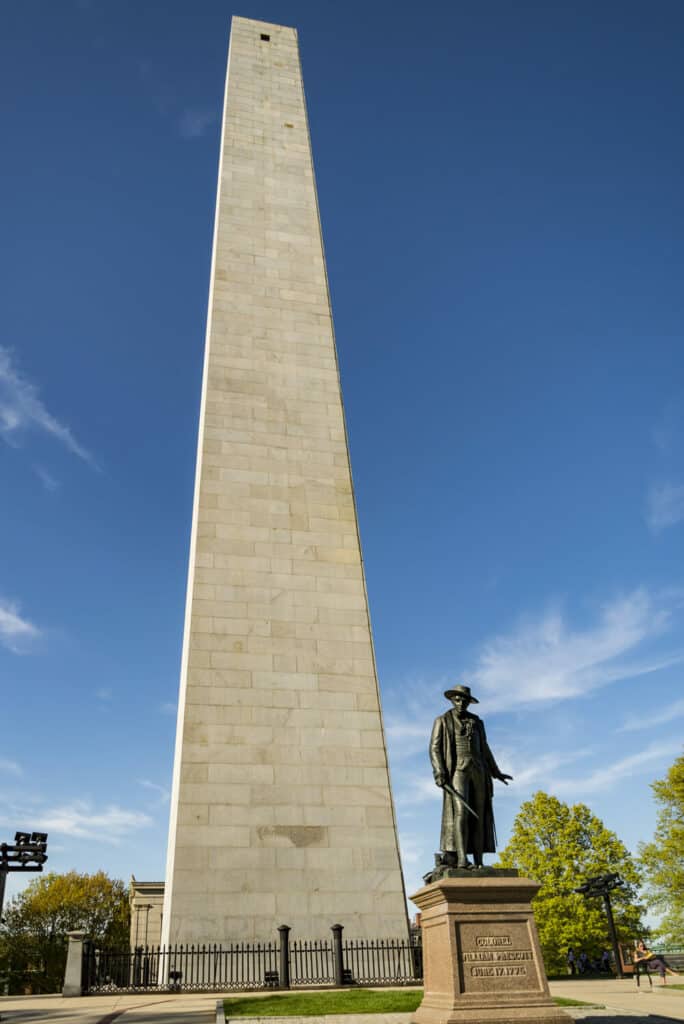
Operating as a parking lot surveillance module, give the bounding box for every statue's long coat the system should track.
[429,709,501,855]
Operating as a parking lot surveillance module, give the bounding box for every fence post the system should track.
[62,930,86,996]
[278,924,291,989]
[331,924,345,987]
[411,932,423,981]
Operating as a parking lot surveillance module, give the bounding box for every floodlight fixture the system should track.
[1,830,49,921]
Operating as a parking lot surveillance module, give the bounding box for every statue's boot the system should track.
[454,841,471,869]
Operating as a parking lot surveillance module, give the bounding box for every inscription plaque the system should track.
[457,923,541,994]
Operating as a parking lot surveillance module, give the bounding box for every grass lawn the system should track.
[553,996,604,1007]
[224,989,422,1017]
[223,989,600,1017]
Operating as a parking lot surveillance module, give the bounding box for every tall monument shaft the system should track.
[162,17,408,943]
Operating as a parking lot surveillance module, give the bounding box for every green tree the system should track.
[497,791,644,974]
[638,752,684,946]
[0,871,130,994]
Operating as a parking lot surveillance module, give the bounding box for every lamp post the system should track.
[0,832,48,1016]
[573,872,626,979]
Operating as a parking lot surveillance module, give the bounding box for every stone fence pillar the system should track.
[62,930,86,997]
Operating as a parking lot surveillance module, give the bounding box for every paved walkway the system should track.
[551,977,684,1021]
[0,992,214,1024]
[0,980,682,1024]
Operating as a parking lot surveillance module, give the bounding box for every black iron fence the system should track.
[343,937,422,985]
[290,938,336,986]
[82,925,422,994]
[83,940,280,993]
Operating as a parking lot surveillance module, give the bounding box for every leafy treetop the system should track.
[638,752,684,947]
[497,791,644,974]
[0,870,130,994]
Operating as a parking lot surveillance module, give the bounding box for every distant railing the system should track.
[344,937,422,985]
[84,940,280,993]
[81,925,422,994]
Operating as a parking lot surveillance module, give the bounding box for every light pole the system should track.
[573,872,626,979]
[0,832,48,1015]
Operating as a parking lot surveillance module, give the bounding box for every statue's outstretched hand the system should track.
[434,774,446,788]
[497,773,513,785]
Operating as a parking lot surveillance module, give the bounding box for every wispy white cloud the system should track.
[470,589,680,712]
[178,108,215,139]
[160,702,177,716]
[497,747,593,789]
[0,759,23,778]
[550,740,683,797]
[96,687,113,702]
[395,745,593,809]
[386,718,431,756]
[25,801,153,843]
[0,346,96,466]
[138,779,170,805]
[34,465,60,491]
[395,775,443,808]
[395,738,682,810]
[0,598,41,654]
[385,673,451,761]
[398,833,425,866]
[385,589,682,775]
[618,697,684,733]
[646,482,684,533]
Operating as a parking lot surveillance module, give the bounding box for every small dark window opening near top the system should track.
[260,33,270,41]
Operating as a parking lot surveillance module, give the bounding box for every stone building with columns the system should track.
[129,877,164,949]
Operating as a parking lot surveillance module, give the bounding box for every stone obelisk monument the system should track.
[162,16,408,945]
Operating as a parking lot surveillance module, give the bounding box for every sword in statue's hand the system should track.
[441,782,479,819]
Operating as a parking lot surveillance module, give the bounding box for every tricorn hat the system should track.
[444,684,479,704]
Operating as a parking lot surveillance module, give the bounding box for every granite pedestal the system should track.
[411,875,570,1024]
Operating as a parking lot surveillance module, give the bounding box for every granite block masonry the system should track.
[161,16,409,944]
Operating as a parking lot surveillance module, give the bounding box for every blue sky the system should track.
[1,0,683,914]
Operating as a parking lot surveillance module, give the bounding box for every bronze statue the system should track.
[429,685,512,870]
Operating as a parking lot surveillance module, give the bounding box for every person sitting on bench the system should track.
[633,940,679,984]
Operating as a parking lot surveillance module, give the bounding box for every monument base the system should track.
[423,865,521,885]
[411,876,570,1024]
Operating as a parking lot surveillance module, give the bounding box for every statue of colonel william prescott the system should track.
[430,684,512,870]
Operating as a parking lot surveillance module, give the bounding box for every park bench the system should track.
[619,945,684,986]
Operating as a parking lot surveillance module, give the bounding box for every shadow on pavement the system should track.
[0,1013,90,1022]
[119,1014,214,1024]
[567,1014,684,1023]
[0,1010,216,1024]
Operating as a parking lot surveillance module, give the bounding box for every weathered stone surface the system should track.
[411,877,570,1024]
[62,931,86,997]
[161,16,407,944]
